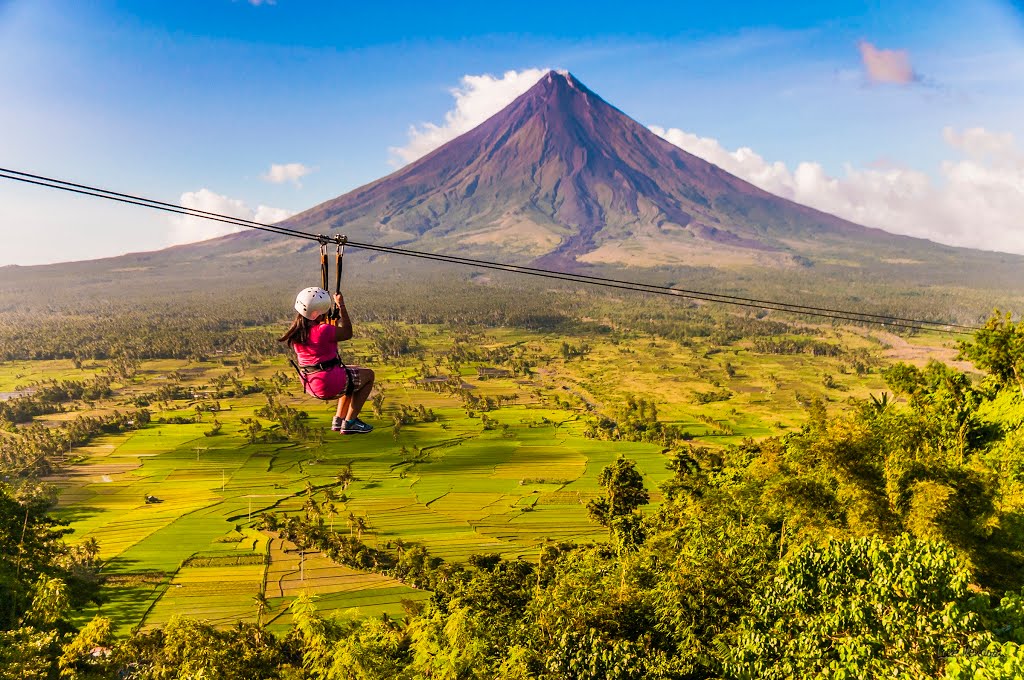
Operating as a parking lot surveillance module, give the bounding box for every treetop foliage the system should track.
[2,294,1024,677]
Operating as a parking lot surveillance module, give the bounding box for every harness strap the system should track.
[326,237,346,326]
[297,357,341,374]
[289,358,312,394]
[290,357,357,400]
[319,241,329,292]
[334,240,344,295]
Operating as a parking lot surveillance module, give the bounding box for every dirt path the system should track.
[854,329,977,373]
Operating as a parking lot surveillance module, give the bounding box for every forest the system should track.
[1,275,1023,679]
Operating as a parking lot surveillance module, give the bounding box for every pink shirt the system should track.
[293,323,338,366]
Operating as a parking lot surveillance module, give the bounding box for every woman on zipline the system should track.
[279,287,375,434]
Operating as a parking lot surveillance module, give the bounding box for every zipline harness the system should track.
[289,234,358,400]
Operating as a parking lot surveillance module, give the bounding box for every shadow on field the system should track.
[103,556,161,574]
[411,444,582,476]
[54,505,103,526]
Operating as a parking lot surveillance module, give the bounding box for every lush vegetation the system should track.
[1,278,1023,678]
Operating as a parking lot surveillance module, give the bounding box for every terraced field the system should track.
[1,322,957,632]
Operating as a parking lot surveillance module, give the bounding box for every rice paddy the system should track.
[2,321,956,633]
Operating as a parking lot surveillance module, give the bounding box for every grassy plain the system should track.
[0,319,966,634]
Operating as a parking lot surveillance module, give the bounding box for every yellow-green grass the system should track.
[263,536,428,628]
[552,329,891,439]
[0,359,107,392]
[73,575,169,637]
[144,564,265,628]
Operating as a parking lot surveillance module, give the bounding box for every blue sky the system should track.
[2,0,1023,264]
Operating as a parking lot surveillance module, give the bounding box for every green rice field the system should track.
[1,322,961,633]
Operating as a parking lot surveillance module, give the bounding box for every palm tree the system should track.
[325,502,338,532]
[303,497,321,525]
[336,466,355,491]
[869,391,891,414]
[371,389,386,417]
[252,592,269,627]
[355,516,367,541]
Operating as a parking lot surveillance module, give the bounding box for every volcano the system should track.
[263,70,934,270]
[5,69,1023,303]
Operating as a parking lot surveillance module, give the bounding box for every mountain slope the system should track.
[264,70,951,270]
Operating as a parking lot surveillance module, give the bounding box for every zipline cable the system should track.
[0,167,973,333]
[0,167,974,333]
[3,165,956,327]
[0,167,980,335]
[1,166,948,334]
[0,170,318,243]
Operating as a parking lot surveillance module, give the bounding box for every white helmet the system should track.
[294,287,332,320]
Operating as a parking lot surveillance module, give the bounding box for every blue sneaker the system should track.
[341,418,373,435]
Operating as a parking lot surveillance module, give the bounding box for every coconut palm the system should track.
[325,502,338,532]
[252,592,269,627]
[303,497,321,525]
[336,466,355,491]
[869,391,891,414]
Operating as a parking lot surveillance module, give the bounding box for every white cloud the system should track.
[942,126,1017,160]
[262,162,314,185]
[254,204,293,223]
[390,68,549,165]
[650,124,1024,255]
[169,188,294,245]
[858,40,917,84]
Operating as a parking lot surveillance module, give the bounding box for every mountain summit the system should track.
[278,70,913,269]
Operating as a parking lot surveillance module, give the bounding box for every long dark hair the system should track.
[278,314,317,346]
